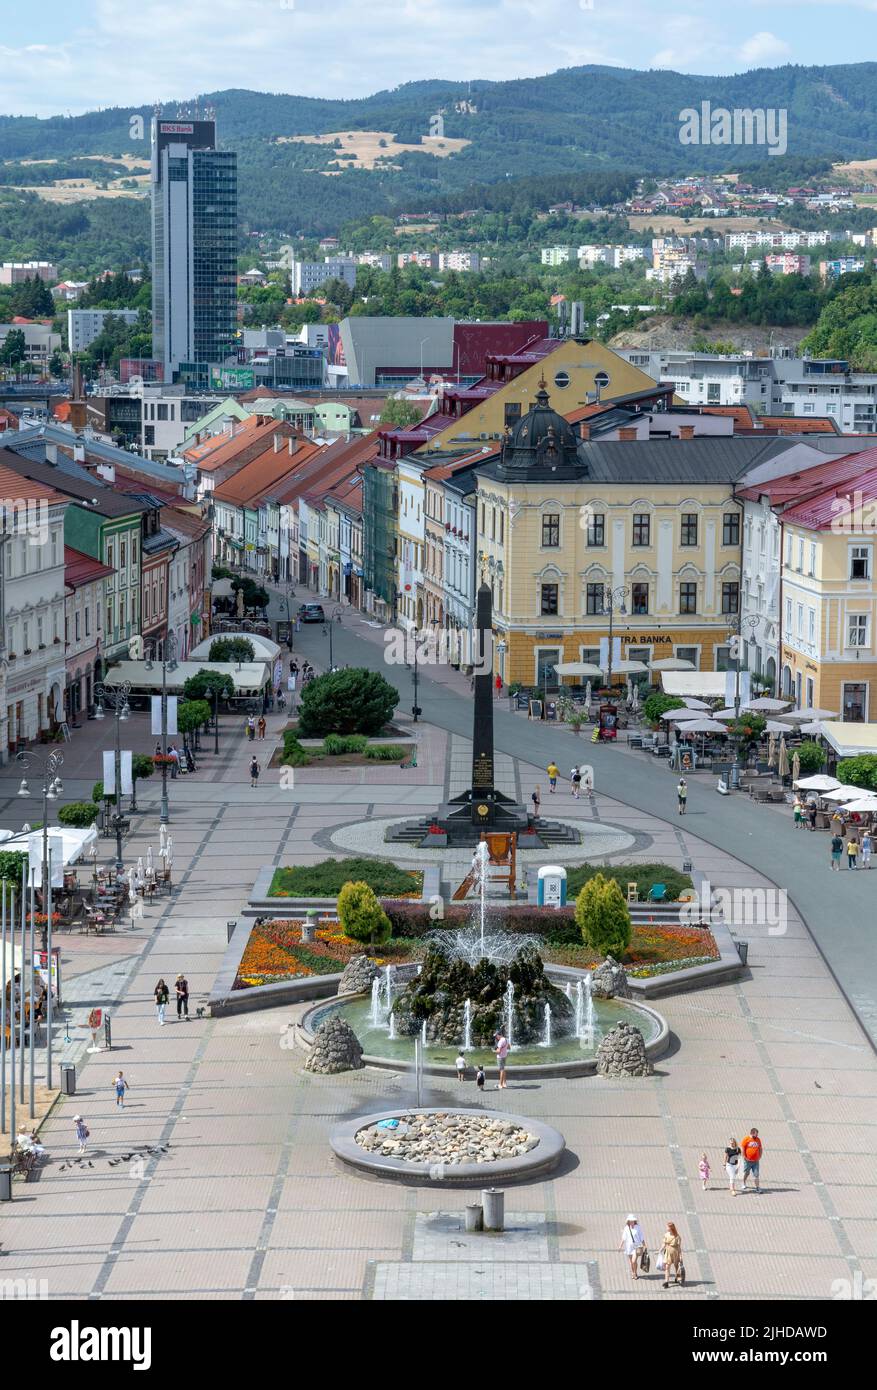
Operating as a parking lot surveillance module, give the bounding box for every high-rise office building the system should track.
[151,115,237,379]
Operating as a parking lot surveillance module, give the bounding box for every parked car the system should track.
[297,603,326,623]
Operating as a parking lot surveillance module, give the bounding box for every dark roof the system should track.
[142,527,179,555]
[477,433,793,486]
[0,449,148,518]
[65,545,115,589]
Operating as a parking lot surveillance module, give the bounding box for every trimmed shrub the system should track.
[642,693,685,727]
[297,667,399,737]
[574,873,632,958]
[364,743,408,760]
[209,637,255,663]
[92,779,115,806]
[280,730,311,767]
[270,858,421,897]
[837,754,877,791]
[337,881,391,950]
[58,802,98,828]
[323,733,368,755]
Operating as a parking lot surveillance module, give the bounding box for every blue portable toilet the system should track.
[537,865,567,908]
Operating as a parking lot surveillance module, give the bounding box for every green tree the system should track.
[132,753,155,783]
[209,637,255,662]
[58,802,99,828]
[641,693,685,727]
[336,880,391,951]
[177,699,212,738]
[0,328,26,367]
[796,740,826,774]
[837,754,877,791]
[574,872,632,958]
[380,399,422,426]
[297,668,399,737]
[182,670,235,703]
[728,714,766,746]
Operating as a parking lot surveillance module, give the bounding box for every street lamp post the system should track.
[602,585,629,690]
[213,685,220,756]
[727,613,760,788]
[412,626,421,722]
[16,748,64,1098]
[145,634,178,825]
[94,677,132,871]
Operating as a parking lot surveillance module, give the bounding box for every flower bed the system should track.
[543,921,719,978]
[233,919,414,989]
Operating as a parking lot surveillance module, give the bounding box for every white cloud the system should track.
[738,31,791,65]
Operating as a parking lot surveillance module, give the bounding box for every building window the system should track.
[586,582,605,615]
[809,543,816,576]
[676,645,699,667]
[632,514,651,547]
[722,581,740,614]
[680,514,698,547]
[504,402,521,428]
[540,583,559,616]
[843,681,867,722]
[631,582,649,615]
[541,514,560,548]
[808,608,815,643]
[586,512,605,547]
[851,545,871,580]
[723,512,741,546]
[75,612,80,641]
[848,614,868,648]
[679,581,697,614]
[85,608,90,637]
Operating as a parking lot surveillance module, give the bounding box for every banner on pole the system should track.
[150,696,162,736]
[29,835,64,887]
[102,750,133,796]
[120,749,133,796]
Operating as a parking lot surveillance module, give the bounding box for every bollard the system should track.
[465,1203,483,1233]
[301,910,318,944]
[60,1062,76,1096]
[737,939,749,966]
[482,1187,504,1231]
[0,1164,12,1201]
[226,919,237,943]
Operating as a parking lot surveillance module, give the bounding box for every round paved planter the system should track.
[331,1108,566,1185]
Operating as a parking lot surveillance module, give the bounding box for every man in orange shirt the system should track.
[741,1128,763,1193]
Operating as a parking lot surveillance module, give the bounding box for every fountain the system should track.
[384,964,395,1015]
[388,1012,396,1041]
[573,976,597,1047]
[505,979,515,1047]
[463,998,473,1050]
[369,976,382,1027]
[541,1004,552,1048]
[564,981,572,1001]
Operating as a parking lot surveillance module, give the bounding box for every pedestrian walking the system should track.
[846,835,859,869]
[455,1052,466,1081]
[619,1215,647,1281]
[290,660,298,677]
[741,1128,763,1193]
[724,1136,742,1195]
[571,766,582,799]
[830,832,844,871]
[809,803,818,832]
[698,1152,711,1190]
[494,1031,510,1089]
[793,797,804,829]
[660,1222,684,1288]
[113,1071,129,1107]
[257,715,266,740]
[677,778,688,815]
[154,978,169,1025]
[249,755,261,788]
[246,715,256,742]
[175,973,190,1021]
[581,764,594,796]
[494,673,502,698]
[74,1115,89,1154]
[862,830,872,868]
[547,761,559,793]
[475,1066,485,1093]
[169,744,180,779]
[531,785,542,820]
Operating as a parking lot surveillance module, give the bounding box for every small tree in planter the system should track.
[796,740,826,775]
[641,693,685,727]
[337,880,391,952]
[58,802,99,828]
[574,872,631,959]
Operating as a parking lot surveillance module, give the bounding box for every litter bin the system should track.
[737,939,749,966]
[61,1062,76,1095]
[0,1164,12,1201]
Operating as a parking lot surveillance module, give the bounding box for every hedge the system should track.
[381,901,580,945]
[365,744,408,760]
[565,862,692,902]
[269,857,422,897]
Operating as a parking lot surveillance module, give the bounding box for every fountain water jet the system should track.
[541,1004,552,1048]
[505,980,515,1048]
[463,998,473,1050]
[369,977,382,1027]
[388,1012,396,1041]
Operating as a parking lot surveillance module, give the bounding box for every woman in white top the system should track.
[619,1214,646,1279]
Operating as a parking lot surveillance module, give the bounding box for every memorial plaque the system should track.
[473,753,493,787]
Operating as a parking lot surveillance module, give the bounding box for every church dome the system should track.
[498,380,582,478]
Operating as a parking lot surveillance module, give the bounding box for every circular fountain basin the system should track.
[331,1108,566,1184]
[301,979,669,1078]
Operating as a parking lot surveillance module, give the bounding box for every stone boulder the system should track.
[590,954,632,1000]
[596,1021,652,1078]
[337,954,380,996]
[305,1016,364,1074]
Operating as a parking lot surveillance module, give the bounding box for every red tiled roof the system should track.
[780,458,877,529]
[759,415,840,435]
[65,545,115,588]
[0,463,65,505]
[737,449,877,509]
[213,437,323,507]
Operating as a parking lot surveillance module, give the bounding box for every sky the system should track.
[4,0,877,118]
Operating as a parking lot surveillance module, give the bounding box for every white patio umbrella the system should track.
[764,719,792,735]
[710,708,739,721]
[146,846,154,876]
[821,785,865,801]
[606,659,649,676]
[792,750,801,783]
[660,708,704,721]
[584,681,592,707]
[778,707,838,724]
[136,856,144,879]
[744,697,792,713]
[777,739,790,779]
[553,661,603,679]
[165,835,174,868]
[682,697,711,710]
[794,774,839,792]
[840,796,877,813]
[159,823,168,853]
[797,722,824,736]
[767,734,777,769]
[678,718,728,735]
[630,683,640,711]
[649,656,695,671]
[127,867,137,905]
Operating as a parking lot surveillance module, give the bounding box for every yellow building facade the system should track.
[473,388,745,688]
[780,507,877,721]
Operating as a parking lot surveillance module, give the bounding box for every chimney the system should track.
[288,436,298,455]
[73,442,85,463]
[274,432,282,452]
[579,421,591,440]
[679,425,695,439]
[68,361,87,431]
[618,426,637,441]
[45,442,58,465]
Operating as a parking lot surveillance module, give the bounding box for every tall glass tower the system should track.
[151,116,237,379]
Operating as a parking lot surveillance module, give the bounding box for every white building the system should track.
[0,261,57,285]
[355,252,392,271]
[397,457,426,629]
[0,323,61,367]
[290,257,357,295]
[540,246,575,266]
[68,308,140,353]
[617,349,778,410]
[0,472,69,755]
[438,250,481,272]
[396,252,438,269]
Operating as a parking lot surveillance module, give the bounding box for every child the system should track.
[455,1052,466,1081]
[698,1152,711,1190]
[475,1066,485,1093]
